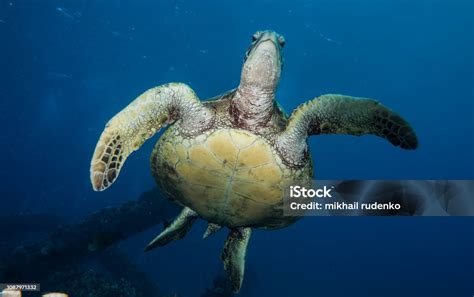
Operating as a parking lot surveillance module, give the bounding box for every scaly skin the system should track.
[276,94,418,167]
[90,83,213,191]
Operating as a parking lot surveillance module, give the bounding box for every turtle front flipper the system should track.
[277,94,418,166]
[90,83,213,191]
[221,228,252,293]
[144,207,198,251]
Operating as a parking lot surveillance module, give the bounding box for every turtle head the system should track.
[240,30,285,92]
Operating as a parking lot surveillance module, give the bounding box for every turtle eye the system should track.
[252,32,260,42]
[278,36,286,47]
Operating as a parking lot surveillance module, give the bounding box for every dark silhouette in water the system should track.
[0,188,237,297]
[0,188,178,290]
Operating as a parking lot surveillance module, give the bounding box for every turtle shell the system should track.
[151,128,312,228]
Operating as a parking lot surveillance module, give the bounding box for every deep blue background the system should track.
[1,0,473,296]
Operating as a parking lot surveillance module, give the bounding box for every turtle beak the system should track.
[241,30,284,90]
[244,31,284,63]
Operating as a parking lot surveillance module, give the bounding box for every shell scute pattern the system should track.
[152,127,310,228]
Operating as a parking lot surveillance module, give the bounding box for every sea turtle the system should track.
[90,30,418,292]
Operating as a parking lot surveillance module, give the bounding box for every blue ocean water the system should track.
[1,0,473,296]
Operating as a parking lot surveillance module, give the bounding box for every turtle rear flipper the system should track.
[221,228,252,293]
[90,83,213,191]
[144,207,198,251]
[277,94,418,167]
[203,223,222,239]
